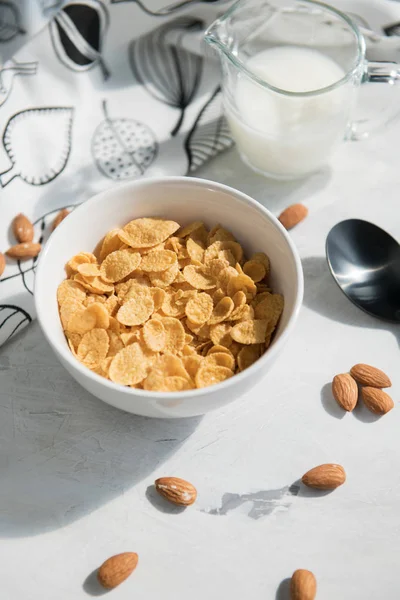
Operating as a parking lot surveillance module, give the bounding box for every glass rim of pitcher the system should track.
[205,0,366,98]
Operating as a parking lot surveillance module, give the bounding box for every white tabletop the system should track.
[1,131,399,599]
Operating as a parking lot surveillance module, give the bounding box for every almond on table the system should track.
[57,217,284,391]
[332,373,358,412]
[6,242,41,259]
[361,387,394,415]
[290,569,317,600]
[97,552,138,589]
[52,208,70,230]
[302,463,346,490]
[350,363,391,388]
[12,213,34,243]
[0,252,5,277]
[278,203,308,230]
[155,477,197,506]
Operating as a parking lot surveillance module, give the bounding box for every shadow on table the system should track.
[302,256,399,344]
[275,577,291,600]
[0,323,201,538]
[320,382,346,421]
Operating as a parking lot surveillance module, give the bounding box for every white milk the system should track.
[226,46,354,178]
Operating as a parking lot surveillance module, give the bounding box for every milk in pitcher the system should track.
[226,46,355,178]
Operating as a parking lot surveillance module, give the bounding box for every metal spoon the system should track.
[326,219,400,323]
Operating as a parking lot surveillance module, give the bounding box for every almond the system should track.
[278,204,308,230]
[155,476,197,506]
[97,552,138,589]
[290,569,317,600]
[52,208,70,230]
[302,464,346,490]
[12,213,34,243]
[361,387,394,415]
[0,252,5,277]
[6,243,41,259]
[332,373,358,411]
[350,363,391,388]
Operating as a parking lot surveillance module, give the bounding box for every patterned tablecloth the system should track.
[0,0,399,347]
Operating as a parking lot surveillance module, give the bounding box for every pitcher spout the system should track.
[204,15,232,59]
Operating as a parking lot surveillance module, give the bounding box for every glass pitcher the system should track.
[205,0,400,179]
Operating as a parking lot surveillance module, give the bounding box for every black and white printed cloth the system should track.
[0,0,399,346]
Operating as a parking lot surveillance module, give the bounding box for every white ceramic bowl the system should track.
[35,177,303,418]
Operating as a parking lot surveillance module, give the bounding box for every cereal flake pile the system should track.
[57,218,284,391]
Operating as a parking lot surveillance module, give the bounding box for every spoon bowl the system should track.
[326,219,400,323]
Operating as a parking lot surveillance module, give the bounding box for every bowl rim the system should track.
[35,176,304,399]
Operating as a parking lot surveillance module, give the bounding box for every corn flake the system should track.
[182,355,203,379]
[140,250,177,272]
[161,291,188,318]
[195,365,233,388]
[251,252,270,275]
[143,319,166,352]
[109,343,152,385]
[227,274,257,301]
[186,319,210,340]
[100,249,141,283]
[208,297,234,325]
[57,279,86,305]
[209,323,232,348]
[207,345,234,358]
[254,293,284,327]
[237,344,262,371]
[67,252,97,273]
[67,306,97,335]
[217,266,238,292]
[74,273,114,294]
[119,218,179,248]
[209,227,236,244]
[177,221,204,238]
[99,229,125,261]
[243,260,266,283]
[162,317,185,354]
[107,330,124,357]
[150,287,166,311]
[204,352,235,370]
[183,265,216,290]
[231,319,269,344]
[185,292,213,325]
[149,262,179,288]
[77,328,109,368]
[117,294,154,326]
[77,263,101,278]
[86,302,110,329]
[120,329,141,346]
[186,238,205,263]
[204,241,243,264]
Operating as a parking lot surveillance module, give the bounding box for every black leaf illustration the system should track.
[384,22,400,37]
[49,0,110,79]
[0,59,38,108]
[111,0,225,15]
[0,1,25,42]
[185,86,233,173]
[0,107,74,187]
[129,17,204,136]
[0,304,32,345]
[92,100,158,181]
[0,204,79,294]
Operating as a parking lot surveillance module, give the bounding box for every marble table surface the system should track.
[1,128,400,599]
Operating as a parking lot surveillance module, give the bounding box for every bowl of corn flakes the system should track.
[35,177,303,418]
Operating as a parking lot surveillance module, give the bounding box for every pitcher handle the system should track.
[350,61,400,141]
